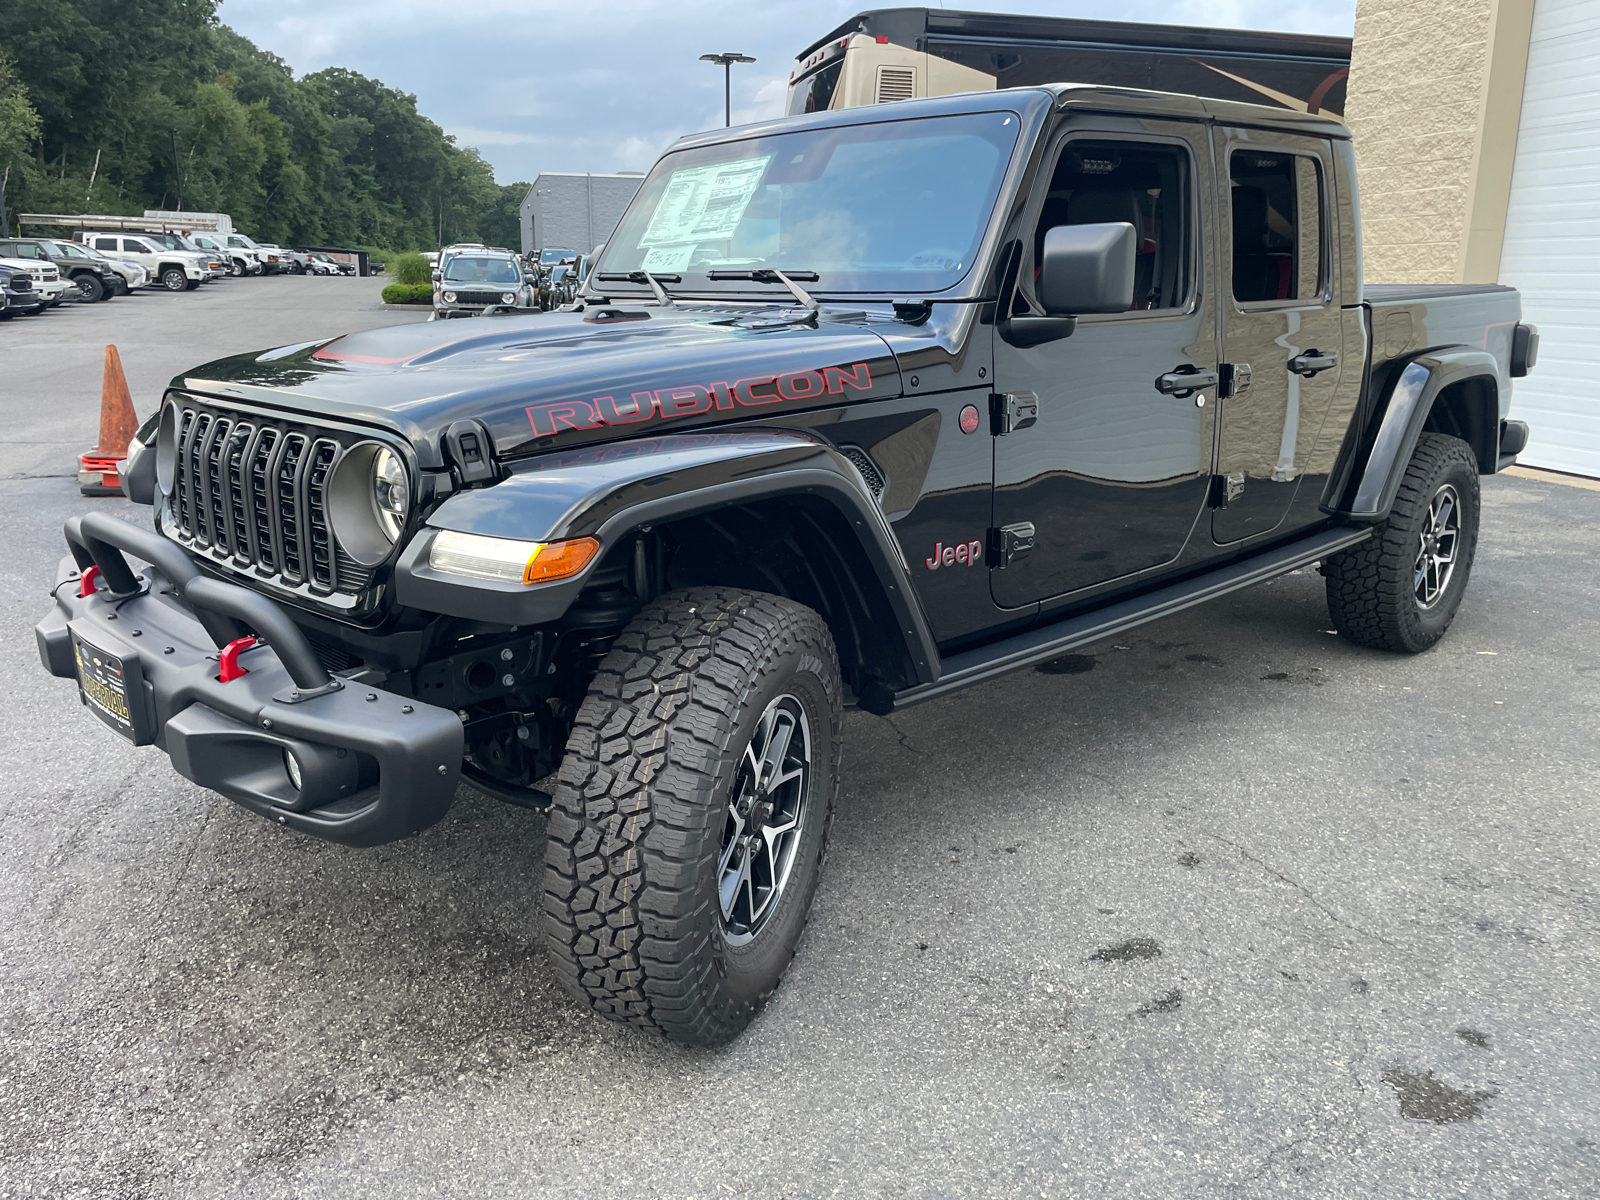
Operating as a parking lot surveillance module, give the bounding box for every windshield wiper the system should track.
[706,268,820,312]
[596,270,679,308]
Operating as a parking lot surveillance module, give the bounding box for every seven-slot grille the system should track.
[448,290,509,305]
[166,400,375,600]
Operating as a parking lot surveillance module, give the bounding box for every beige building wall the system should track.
[1345,0,1535,283]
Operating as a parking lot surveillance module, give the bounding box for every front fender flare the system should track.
[394,430,940,687]
[1326,348,1501,521]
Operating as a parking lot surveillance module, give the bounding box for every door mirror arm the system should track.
[999,315,1077,347]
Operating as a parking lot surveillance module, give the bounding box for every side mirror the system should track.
[1037,222,1136,316]
[121,440,156,505]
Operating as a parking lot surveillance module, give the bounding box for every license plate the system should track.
[73,632,153,744]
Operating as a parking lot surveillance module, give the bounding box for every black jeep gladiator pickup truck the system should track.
[38,84,1537,1046]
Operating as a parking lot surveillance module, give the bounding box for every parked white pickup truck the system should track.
[76,233,208,291]
[0,256,71,306]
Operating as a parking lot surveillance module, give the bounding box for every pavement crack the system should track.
[1206,833,1402,950]
[881,715,924,758]
[1244,1134,1310,1182]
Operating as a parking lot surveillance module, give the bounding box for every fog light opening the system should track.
[284,749,303,790]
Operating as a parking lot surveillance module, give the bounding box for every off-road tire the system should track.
[542,587,842,1046]
[1326,432,1480,653]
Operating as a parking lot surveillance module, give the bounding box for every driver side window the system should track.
[1024,139,1193,314]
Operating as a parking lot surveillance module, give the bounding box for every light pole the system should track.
[699,52,756,127]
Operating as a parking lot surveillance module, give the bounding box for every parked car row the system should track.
[426,242,599,318]
[0,230,363,318]
[431,243,538,318]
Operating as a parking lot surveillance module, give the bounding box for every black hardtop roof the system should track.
[671,83,1347,155]
[799,8,1351,64]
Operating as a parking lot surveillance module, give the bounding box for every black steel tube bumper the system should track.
[36,516,463,847]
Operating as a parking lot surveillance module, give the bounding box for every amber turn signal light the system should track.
[523,537,600,584]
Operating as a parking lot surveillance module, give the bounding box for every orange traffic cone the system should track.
[79,344,140,496]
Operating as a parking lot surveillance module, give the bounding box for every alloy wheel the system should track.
[718,694,812,945]
[1415,483,1461,609]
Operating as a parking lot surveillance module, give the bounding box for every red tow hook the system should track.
[218,635,259,683]
[78,565,101,598]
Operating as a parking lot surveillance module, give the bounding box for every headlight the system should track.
[371,447,409,540]
[429,531,600,585]
[501,292,516,304]
[443,290,457,303]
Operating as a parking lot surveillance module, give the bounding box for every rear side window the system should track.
[93,238,118,251]
[1229,150,1325,304]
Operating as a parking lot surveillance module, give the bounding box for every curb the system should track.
[379,302,433,311]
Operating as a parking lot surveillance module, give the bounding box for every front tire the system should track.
[75,274,105,302]
[1326,432,1480,653]
[160,267,187,292]
[542,588,842,1046]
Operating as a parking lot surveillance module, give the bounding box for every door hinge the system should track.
[989,521,1035,567]
[1209,473,1245,509]
[989,390,1039,435]
[1219,362,1251,399]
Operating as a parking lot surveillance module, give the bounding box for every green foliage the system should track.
[390,250,431,286]
[0,1,531,249]
[381,282,432,305]
[0,58,42,169]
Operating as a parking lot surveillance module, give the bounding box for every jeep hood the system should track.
[175,307,904,468]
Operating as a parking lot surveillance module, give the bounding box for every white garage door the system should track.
[1498,0,1600,477]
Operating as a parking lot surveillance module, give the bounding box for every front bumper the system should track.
[35,513,464,847]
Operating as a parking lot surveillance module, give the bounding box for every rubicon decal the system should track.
[526,363,874,437]
[926,539,984,570]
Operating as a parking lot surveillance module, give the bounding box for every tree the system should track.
[0,0,523,251]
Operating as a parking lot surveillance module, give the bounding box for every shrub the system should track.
[381,283,432,305]
[390,251,431,287]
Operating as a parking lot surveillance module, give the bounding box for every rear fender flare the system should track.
[1327,349,1501,521]
[395,430,940,688]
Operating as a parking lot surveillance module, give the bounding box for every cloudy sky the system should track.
[218,0,1356,186]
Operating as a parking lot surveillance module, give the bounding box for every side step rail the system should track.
[891,525,1372,710]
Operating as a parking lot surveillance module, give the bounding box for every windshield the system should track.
[228,235,257,248]
[597,111,1019,294]
[539,249,575,266]
[443,256,521,284]
[53,241,90,258]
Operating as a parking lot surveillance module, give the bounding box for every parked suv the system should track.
[434,249,536,317]
[77,234,207,291]
[0,237,119,301]
[40,85,1539,1048]
[77,243,150,294]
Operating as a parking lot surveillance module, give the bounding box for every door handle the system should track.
[1288,350,1338,377]
[1154,366,1219,398]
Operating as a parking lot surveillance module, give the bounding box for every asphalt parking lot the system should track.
[1,277,1596,1199]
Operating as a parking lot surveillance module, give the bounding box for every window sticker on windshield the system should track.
[638,156,771,262]
[640,244,696,273]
